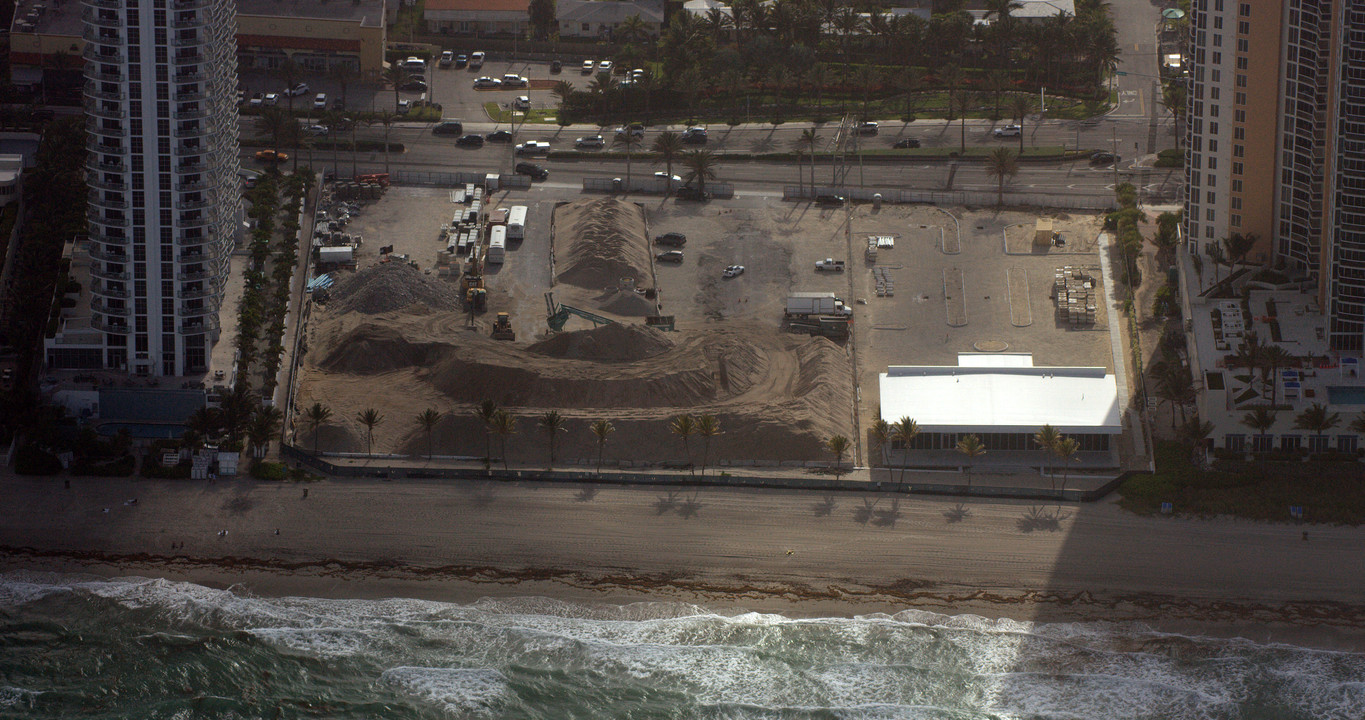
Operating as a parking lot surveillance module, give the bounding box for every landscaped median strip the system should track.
[544,147,1092,163]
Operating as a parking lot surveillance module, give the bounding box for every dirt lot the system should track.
[298,186,1112,467]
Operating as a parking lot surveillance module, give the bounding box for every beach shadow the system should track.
[465,482,499,509]
[677,491,703,519]
[812,495,836,517]
[1017,506,1069,533]
[943,503,971,523]
[872,498,902,528]
[853,497,877,526]
[575,486,599,502]
[222,495,254,515]
[653,492,680,516]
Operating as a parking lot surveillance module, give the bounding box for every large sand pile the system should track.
[328,262,461,315]
[527,323,674,363]
[297,314,853,461]
[554,198,652,291]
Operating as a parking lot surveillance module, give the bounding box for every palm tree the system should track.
[680,149,721,198]
[271,58,301,114]
[370,111,398,175]
[475,400,499,467]
[537,410,567,469]
[869,418,891,469]
[826,434,850,481]
[892,417,920,490]
[1350,412,1365,436]
[186,406,220,441]
[1294,403,1341,452]
[950,89,975,154]
[1153,362,1196,427]
[589,419,615,475]
[304,403,332,455]
[1221,232,1258,269]
[255,106,294,152]
[898,69,925,122]
[552,80,576,114]
[1052,436,1080,493]
[1007,94,1033,153]
[617,14,650,44]
[652,131,685,195]
[1240,405,1277,450]
[614,131,642,188]
[491,409,517,471]
[670,414,696,476]
[383,63,408,113]
[794,129,821,196]
[588,72,617,121]
[320,110,347,179]
[357,408,384,456]
[1177,416,1215,448]
[1033,424,1061,486]
[1260,345,1294,407]
[327,64,360,112]
[416,408,443,460]
[955,434,986,490]
[695,414,721,478]
[247,406,282,459]
[985,148,1018,206]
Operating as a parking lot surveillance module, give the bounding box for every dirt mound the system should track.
[318,323,445,374]
[527,323,675,363]
[329,262,462,315]
[555,198,651,291]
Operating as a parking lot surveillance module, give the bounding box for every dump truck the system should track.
[786,292,852,318]
[787,315,851,339]
[814,258,846,272]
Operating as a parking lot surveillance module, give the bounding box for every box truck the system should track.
[506,205,527,241]
[786,292,852,317]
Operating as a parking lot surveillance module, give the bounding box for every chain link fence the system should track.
[394,170,531,190]
[583,177,734,198]
[783,186,1114,211]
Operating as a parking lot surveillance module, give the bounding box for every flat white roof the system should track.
[879,353,1121,434]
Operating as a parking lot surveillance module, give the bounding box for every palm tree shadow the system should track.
[872,498,902,527]
[1017,505,1069,533]
[466,482,498,509]
[677,491,703,519]
[943,503,971,523]
[812,495,836,517]
[852,497,878,526]
[575,485,599,502]
[752,132,777,154]
[653,491,680,515]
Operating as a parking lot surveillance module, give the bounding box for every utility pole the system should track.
[1112,126,1119,188]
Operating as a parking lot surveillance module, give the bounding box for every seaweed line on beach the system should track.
[4,545,1365,629]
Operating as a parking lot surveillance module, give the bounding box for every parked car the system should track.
[402,56,426,72]
[550,60,563,73]
[401,79,429,92]
[255,149,288,162]
[262,92,280,106]
[654,232,686,247]
[303,124,329,136]
[514,162,548,180]
[1090,151,1121,165]
[455,54,468,68]
[575,134,605,149]
[397,99,411,114]
[582,59,596,74]
[513,96,531,110]
[656,250,684,263]
[439,51,454,67]
[681,126,708,144]
[598,60,613,72]
[615,123,645,139]
[473,76,502,89]
[469,51,485,69]
[485,130,513,142]
[312,93,327,110]
[456,134,485,147]
[723,265,745,278]
[856,121,878,135]
[236,89,246,105]
[631,68,645,82]
[501,74,528,87]
[248,92,265,108]
[654,172,682,184]
[993,124,1022,137]
[433,120,464,135]
[893,138,922,148]
[815,193,845,206]
[287,83,310,97]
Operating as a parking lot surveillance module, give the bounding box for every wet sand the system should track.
[3,473,1365,650]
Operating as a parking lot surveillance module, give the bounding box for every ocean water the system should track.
[1,573,1362,719]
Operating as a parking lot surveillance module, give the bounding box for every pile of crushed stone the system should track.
[328,262,461,315]
[554,198,652,291]
[527,323,675,363]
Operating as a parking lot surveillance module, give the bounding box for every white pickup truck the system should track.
[515,140,550,155]
[814,258,846,272]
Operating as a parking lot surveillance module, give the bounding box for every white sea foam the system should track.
[380,667,510,716]
[0,686,39,709]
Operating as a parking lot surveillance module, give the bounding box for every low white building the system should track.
[557,0,664,39]
[878,353,1121,467]
[424,0,530,36]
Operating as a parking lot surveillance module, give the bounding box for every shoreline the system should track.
[5,473,1365,652]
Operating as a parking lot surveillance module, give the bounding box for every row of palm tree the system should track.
[867,417,1082,491]
[1240,403,1365,450]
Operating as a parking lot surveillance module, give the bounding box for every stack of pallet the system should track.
[874,267,895,297]
[1052,266,1096,326]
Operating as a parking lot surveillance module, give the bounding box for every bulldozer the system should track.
[491,312,515,340]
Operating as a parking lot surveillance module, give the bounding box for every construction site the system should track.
[292,178,1109,468]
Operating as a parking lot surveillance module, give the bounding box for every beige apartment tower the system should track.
[1185,0,1365,352]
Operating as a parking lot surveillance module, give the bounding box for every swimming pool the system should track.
[1326,386,1365,405]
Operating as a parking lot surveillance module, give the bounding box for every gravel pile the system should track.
[329,262,462,314]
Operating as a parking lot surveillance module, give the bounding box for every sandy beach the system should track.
[4,473,1365,649]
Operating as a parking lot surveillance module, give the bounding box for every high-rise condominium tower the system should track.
[83,0,241,376]
[1185,0,1365,352]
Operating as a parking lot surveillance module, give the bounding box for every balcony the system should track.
[87,243,129,262]
[87,138,126,154]
[179,286,214,300]
[86,0,124,8]
[90,263,131,280]
[170,33,206,47]
[90,69,123,83]
[90,282,129,299]
[86,157,127,174]
[92,300,131,316]
[174,125,207,140]
[84,84,125,102]
[176,198,212,210]
[180,316,220,335]
[83,45,125,64]
[89,233,131,247]
[91,316,133,334]
[88,212,131,228]
[87,103,126,120]
[81,9,123,29]
[173,108,208,121]
[178,269,211,281]
[87,175,127,192]
[86,120,126,138]
[175,179,208,192]
[173,71,205,83]
[89,195,130,211]
[173,0,216,11]
[180,304,216,317]
[174,90,207,102]
[177,161,207,174]
[172,53,205,67]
